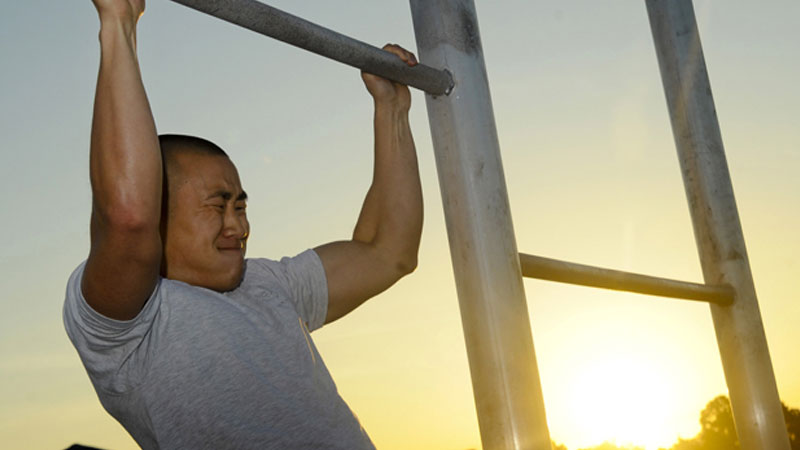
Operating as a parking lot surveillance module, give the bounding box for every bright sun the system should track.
[564,355,681,449]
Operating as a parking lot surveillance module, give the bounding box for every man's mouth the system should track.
[218,244,244,252]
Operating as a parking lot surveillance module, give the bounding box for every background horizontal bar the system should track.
[170,0,454,95]
[519,253,734,305]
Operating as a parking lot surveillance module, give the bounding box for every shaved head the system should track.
[159,134,228,173]
[158,134,232,215]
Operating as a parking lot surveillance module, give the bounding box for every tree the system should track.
[785,402,800,450]
[666,395,800,450]
[698,395,739,450]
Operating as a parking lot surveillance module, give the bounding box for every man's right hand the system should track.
[91,0,144,30]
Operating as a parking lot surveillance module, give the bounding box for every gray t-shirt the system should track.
[63,249,374,450]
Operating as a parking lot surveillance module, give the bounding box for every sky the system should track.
[0,1,798,449]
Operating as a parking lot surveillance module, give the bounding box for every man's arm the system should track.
[314,44,423,324]
[81,0,163,320]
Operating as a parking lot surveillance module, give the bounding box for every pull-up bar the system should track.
[170,0,455,96]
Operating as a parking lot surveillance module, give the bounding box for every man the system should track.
[63,0,422,448]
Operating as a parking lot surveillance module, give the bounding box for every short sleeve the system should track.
[63,261,161,394]
[245,249,329,331]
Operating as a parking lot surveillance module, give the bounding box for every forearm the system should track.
[90,18,161,226]
[353,101,422,271]
[315,44,421,323]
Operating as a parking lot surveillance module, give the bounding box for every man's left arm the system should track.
[314,44,423,324]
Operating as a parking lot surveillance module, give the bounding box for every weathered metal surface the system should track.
[170,0,454,95]
[410,1,551,449]
[646,1,790,448]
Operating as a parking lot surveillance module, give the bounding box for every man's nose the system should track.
[222,208,247,239]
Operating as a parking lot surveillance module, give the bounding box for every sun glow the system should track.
[564,354,681,449]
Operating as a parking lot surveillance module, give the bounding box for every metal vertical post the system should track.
[646,1,790,448]
[409,1,551,449]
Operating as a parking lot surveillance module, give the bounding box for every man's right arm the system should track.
[82,0,162,320]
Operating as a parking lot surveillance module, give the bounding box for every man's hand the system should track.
[91,0,145,29]
[361,44,418,111]
[316,44,423,324]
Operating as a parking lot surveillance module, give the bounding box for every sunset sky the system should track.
[1,1,798,449]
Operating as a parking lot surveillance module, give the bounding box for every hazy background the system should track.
[1,1,797,449]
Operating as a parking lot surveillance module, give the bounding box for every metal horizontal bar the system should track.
[170,0,454,96]
[519,253,734,305]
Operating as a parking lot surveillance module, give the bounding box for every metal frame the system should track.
[409,1,551,448]
[646,1,789,448]
[169,0,789,448]
[170,0,453,95]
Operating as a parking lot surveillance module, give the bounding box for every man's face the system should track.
[162,152,250,292]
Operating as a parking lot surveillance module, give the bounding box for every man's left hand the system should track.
[361,44,418,110]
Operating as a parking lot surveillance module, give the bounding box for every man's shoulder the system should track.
[238,250,328,330]
[242,250,323,282]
